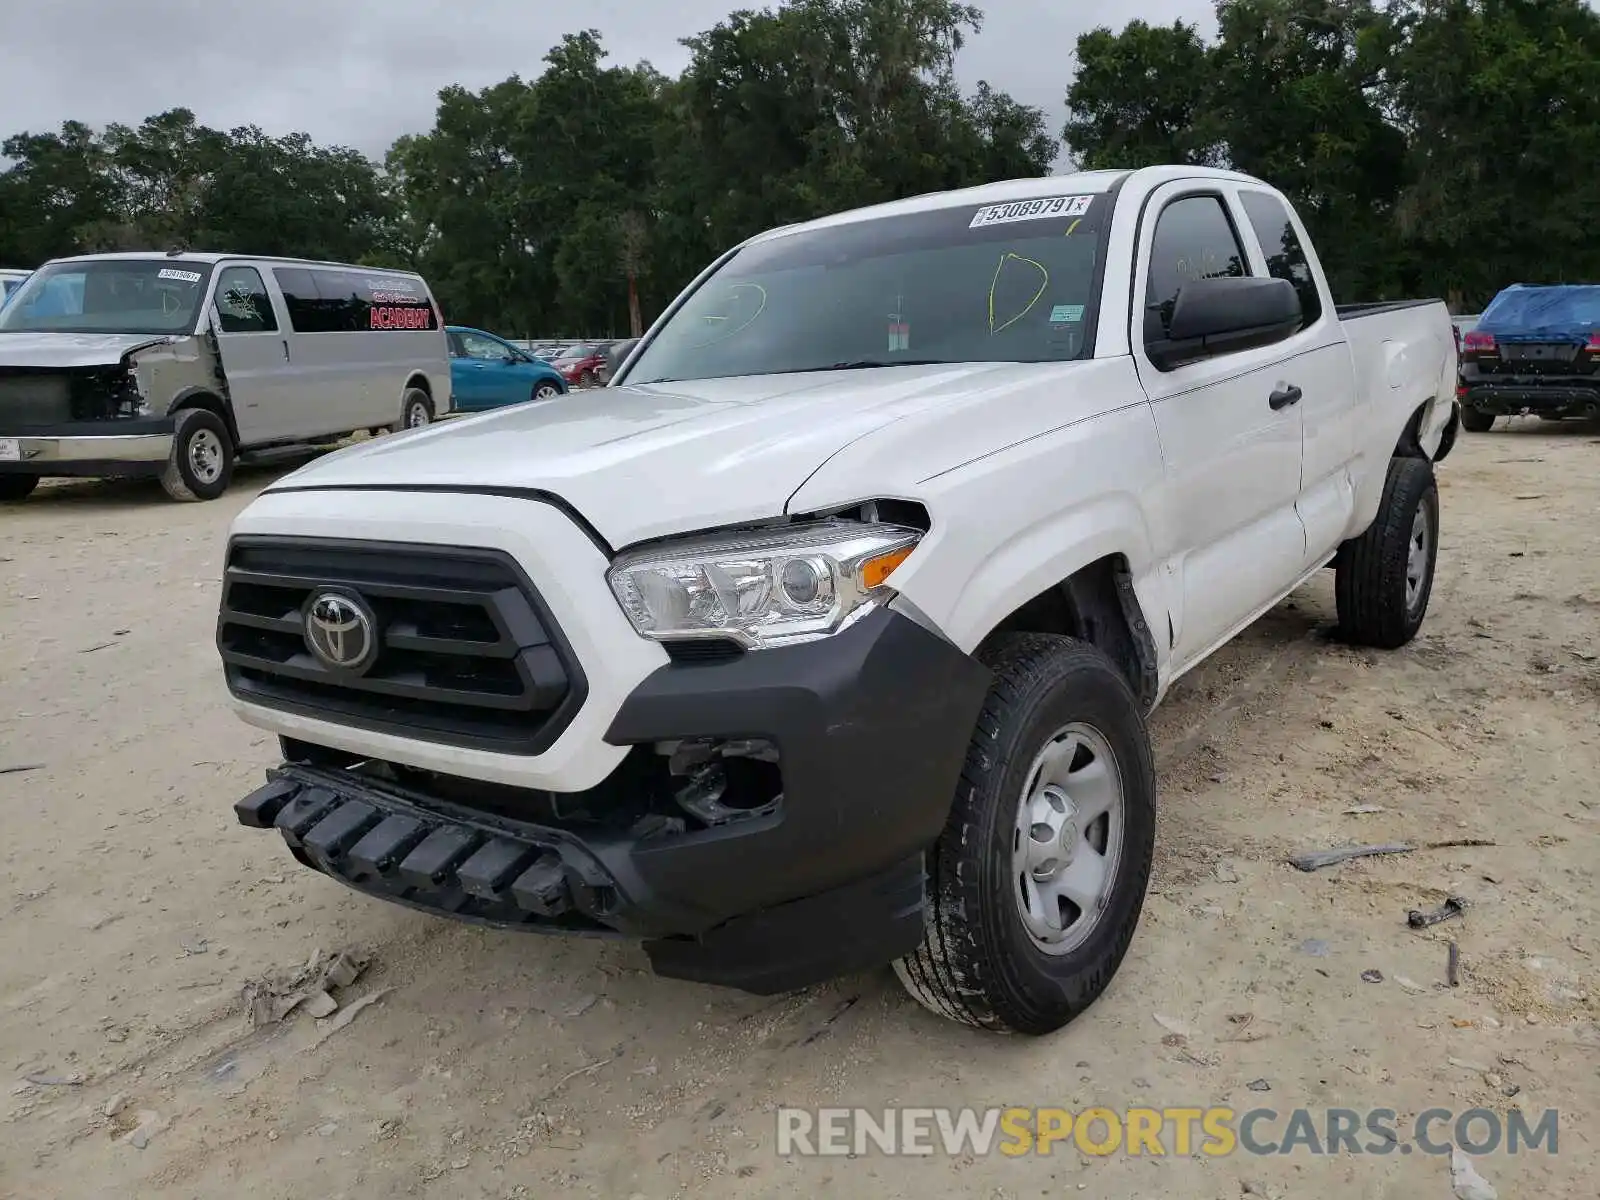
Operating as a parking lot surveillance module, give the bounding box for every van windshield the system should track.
[0,259,214,335]
[624,191,1110,386]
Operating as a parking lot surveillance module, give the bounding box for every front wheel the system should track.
[894,634,1157,1035]
[1459,405,1495,432]
[1334,455,1439,649]
[0,474,38,502]
[160,408,235,501]
[533,381,562,402]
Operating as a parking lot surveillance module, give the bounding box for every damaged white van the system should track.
[0,253,450,502]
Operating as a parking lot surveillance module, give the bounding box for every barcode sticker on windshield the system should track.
[158,268,203,283]
[969,195,1093,229]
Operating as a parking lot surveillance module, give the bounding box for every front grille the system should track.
[218,537,586,755]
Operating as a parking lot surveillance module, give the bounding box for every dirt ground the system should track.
[2,421,1597,1200]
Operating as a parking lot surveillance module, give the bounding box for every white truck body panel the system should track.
[225,166,1458,789]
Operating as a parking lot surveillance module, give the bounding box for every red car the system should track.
[553,343,606,387]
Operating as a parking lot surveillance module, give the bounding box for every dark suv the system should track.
[1458,284,1600,431]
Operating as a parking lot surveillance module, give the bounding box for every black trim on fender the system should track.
[168,387,238,445]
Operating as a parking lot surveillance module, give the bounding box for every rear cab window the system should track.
[1236,190,1323,326]
[623,190,1112,385]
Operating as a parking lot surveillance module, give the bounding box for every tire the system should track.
[578,370,596,389]
[894,633,1157,1035]
[389,388,433,433]
[1459,404,1495,432]
[533,381,562,402]
[0,474,38,502]
[1334,455,1439,649]
[160,407,235,502]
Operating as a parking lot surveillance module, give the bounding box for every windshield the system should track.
[0,259,214,335]
[558,343,597,359]
[624,191,1110,386]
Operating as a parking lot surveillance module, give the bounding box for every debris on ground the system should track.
[1153,1013,1191,1040]
[1448,942,1461,987]
[1394,975,1429,995]
[305,987,392,1050]
[1246,1078,1271,1092]
[1298,939,1330,957]
[1407,896,1469,928]
[1361,969,1384,984]
[240,947,372,1029]
[122,1110,168,1150]
[1289,840,1495,872]
[23,1071,84,1087]
[0,763,44,776]
[1342,804,1385,815]
[1289,843,1413,871]
[1450,1145,1498,1200]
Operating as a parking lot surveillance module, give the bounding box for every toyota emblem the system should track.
[303,589,379,673]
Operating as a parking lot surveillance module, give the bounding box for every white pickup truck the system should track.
[218,166,1460,1035]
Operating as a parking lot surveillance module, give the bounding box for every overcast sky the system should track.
[0,0,1214,159]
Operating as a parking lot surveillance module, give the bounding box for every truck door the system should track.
[1132,186,1307,666]
[1233,187,1356,567]
[210,264,295,446]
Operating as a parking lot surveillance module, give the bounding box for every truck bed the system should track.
[1335,299,1446,321]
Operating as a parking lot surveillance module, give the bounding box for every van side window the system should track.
[1238,191,1322,326]
[273,267,435,334]
[214,266,277,334]
[1143,195,1247,347]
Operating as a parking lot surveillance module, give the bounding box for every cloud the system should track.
[0,0,1214,158]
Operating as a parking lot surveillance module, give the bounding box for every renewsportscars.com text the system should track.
[776,1106,1559,1158]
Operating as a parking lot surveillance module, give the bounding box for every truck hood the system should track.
[0,331,176,368]
[265,362,1082,548]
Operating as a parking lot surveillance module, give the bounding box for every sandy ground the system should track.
[2,421,1597,1200]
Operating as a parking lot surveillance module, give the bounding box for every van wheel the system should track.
[0,475,38,502]
[1459,405,1495,432]
[161,408,235,502]
[1334,456,1438,649]
[390,389,433,433]
[894,634,1157,1035]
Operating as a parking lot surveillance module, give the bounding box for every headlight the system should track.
[606,521,922,650]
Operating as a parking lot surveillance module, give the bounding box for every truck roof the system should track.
[41,251,425,276]
[746,165,1272,245]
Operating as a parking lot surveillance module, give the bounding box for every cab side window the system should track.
[1143,195,1247,348]
[1238,190,1322,326]
[214,266,277,334]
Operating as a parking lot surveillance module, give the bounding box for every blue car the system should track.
[446,325,568,412]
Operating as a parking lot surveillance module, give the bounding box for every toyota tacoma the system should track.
[217,166,1459,1034]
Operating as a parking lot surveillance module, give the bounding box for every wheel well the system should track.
[168,390,237,447]
[980,554,1160,711]
[1396,402,1430,459]
[405,373,432,401]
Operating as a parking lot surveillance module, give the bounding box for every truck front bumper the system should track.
[232,606,991,994]
[0,416,174,478]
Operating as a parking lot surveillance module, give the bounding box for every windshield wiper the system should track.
[820,358,949,371]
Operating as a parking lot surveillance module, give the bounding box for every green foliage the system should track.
[6,0,1597,328]
[0,1,1054,339]
[1064,0,1600,309]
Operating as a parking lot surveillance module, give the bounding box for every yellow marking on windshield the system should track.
[1065,218,1082,237]
[690,282,767,347]
[988,253,1049,335]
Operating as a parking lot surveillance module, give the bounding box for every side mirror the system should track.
[1148,276,1303,370]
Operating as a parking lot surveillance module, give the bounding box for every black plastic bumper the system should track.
[1462,382,1600,417]
[231,606,993,993]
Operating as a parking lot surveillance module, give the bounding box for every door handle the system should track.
[1268,384,1302,410]
[280,339,290,362]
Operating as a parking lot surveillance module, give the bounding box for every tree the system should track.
[1063,20,1221,168]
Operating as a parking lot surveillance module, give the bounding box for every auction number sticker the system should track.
[158,268,203,283]
[0,439,20,462]
[969,195,1093,229]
